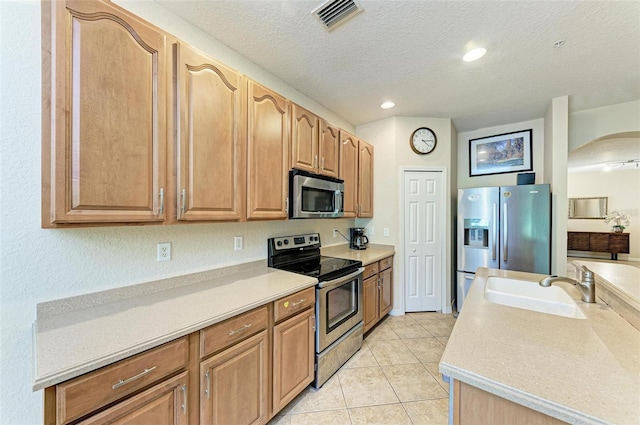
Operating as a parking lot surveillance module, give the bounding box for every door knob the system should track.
[412,248,416,252]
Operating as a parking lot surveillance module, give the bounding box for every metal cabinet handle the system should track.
[285,197,289,214]
[228,323,252,336]
[311,316,316,331]
[492,202,497,261]
[158,188,165,215]
[181,384,187,415]
[204,370,211,400]
[313,155,318,168]
[181,189,186,213]
[503,202,508,262]
[321,157,325,171]
[291,299,306,307]
[112,366,157,389]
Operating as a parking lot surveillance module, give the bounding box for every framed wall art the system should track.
[469,129,532,177]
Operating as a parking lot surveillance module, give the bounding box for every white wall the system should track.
[0,2,355,423]
[457,118,545,188]
[568,168,640,260]
[569,100,640,150]
[546,96,570,276]
[356,117,455,314]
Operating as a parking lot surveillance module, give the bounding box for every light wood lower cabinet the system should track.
[77,372,188,425]
[363,256,394,333]
[272,308,315,414]
[44,292,317,425]
[452,380,566,425]
[200,330,269,425]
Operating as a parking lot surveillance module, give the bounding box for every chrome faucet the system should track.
[539,263,596,303]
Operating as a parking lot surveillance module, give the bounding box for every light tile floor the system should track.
[269,312,454,425]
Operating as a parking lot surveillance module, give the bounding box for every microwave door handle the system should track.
[334,190,342,214]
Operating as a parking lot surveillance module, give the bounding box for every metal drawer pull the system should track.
[112,366,157,389]
[228,323,252,336]
[205,371,211,400]
[291,299,306,307]
[181,384,187,415]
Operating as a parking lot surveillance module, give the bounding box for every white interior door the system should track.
[404,171,444,312]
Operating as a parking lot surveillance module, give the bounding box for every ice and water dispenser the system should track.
[462,219,489,249]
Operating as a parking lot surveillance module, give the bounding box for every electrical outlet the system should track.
[333,229,338,238]
[384,228,390,237]
[234,236,243,251]
[368,227,374,236]
[157,242,171,262]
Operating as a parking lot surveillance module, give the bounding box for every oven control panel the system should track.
[271,233,320,250]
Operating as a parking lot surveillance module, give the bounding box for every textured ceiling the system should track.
[154,0,640,133]
[568,132,640,173]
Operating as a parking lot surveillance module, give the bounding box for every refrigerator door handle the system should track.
[503,202,508,262]
[492,202,498,261]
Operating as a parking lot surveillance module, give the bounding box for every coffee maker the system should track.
[349,227,369,250]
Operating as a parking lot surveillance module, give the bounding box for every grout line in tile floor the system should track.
[268,312,454,425]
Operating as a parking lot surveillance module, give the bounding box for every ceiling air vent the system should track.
[312,0,364,31]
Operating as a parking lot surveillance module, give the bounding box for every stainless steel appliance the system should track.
[456,184,551,311]
[349,227,369,250]
[289,169,344,219]
[267,233,364,388]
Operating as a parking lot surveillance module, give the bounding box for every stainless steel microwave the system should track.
[289,169,344,219]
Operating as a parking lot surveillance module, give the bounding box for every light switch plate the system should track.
[383,228,390,237]
[234,236,243,250]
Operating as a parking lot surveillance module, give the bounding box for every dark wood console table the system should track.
[567,231,630,260]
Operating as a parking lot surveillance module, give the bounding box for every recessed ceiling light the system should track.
[463,47,486,62]
[380,101,395,109]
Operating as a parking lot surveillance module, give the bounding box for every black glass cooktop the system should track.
[277,256,362,282]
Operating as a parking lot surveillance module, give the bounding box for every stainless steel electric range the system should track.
[268,233,364,388]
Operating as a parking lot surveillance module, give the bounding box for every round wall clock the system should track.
[410,127,437,155]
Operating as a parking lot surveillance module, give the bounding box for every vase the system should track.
[612,226,624,233]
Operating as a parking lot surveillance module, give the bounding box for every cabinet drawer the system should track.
[379,256,393,271]
[274,287,316,323]
[56,337,189,425]
[363,262,379,280]
[200,306,268,358]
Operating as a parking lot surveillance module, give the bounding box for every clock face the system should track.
[410,127,437,154]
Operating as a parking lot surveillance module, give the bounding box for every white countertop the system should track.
[322,243,395,265]
[33,261,317,391]
[440,267,640,425]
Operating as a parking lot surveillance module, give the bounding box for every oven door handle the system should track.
[318,267,364,288]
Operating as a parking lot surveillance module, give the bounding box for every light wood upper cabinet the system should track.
[290,105,339,178]
[358,140,374,218]
[42,0,167,226]
[174,42,244,221]
[318,120,340,178]
[290,104,318,174]
[246,81,289,220]
[339,131,359,218]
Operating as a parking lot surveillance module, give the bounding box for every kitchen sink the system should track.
[484,276,587,319]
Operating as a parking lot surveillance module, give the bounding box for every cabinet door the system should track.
[200,330,268,425]
[272,309,315,414]
[590,233,609,252]
[77,372,188,425]
[247,81,289,220]
[358,140,374,218]
[609,233,630,254]
[175,42,244,221]
[379,267,393,318]
[363,275,379,333]
[291,104,318,173]
[44,0,167,225]
[318,120,340,178]
[567,232,590,251]
[339,131,359,218]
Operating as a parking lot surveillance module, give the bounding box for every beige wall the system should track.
[356,117,455,313]
[569,100,640,150]
[568,168,640,260]
[457,118,545,188]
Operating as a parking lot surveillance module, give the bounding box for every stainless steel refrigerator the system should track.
[456,184,551,311]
